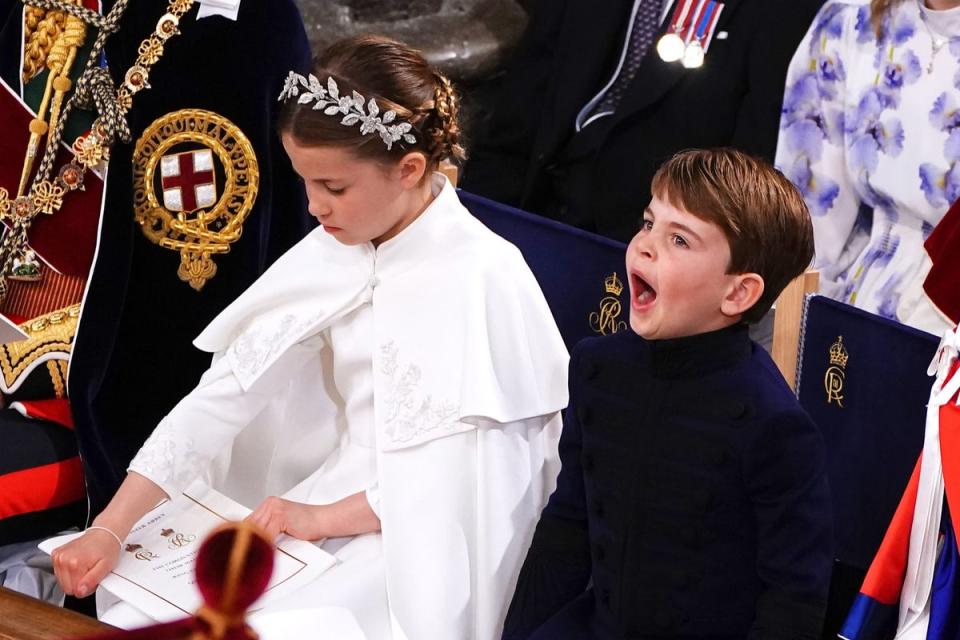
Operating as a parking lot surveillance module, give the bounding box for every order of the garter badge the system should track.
[132,109,259,290]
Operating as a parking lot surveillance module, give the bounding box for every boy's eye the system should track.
[671,234,689,248]
[640,218,653,231]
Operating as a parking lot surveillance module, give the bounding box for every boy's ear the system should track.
[720,273,764,319]
[397,152,428,187]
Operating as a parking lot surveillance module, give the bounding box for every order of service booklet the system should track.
[40,480,338,622]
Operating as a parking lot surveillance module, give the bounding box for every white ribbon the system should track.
[197,0,241,21]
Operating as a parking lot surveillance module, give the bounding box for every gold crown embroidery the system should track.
[604,272,624,296]
[829,335,849,368]
[590,272,627,336]
[824,335,848,407]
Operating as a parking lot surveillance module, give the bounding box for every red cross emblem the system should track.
[160,149,217,213]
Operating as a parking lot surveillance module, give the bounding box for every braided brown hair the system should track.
[279,34,467,168]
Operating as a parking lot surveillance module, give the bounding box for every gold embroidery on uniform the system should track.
[46,359,67,398]
[824,335,848,407]
[132,109,260,290]
[0,303,80,392]
[590,272,627,336]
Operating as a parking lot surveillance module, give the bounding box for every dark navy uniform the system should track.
[503,325,833,639]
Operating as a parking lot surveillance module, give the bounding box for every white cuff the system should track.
[364,484,381,519]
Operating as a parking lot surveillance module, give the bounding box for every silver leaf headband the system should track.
[278,72,417,151]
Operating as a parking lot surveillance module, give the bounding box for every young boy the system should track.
[502,149,833,639]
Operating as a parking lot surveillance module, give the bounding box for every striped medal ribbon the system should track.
[656,0,725,68]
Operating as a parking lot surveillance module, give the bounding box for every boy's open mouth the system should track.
[631,272,657,308]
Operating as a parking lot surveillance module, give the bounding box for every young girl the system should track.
[51,35,568,639]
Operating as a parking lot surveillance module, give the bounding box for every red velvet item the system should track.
[0,79,103,277]
[924,198,960,325]
[16,398,75,430]
[78,522,275,640]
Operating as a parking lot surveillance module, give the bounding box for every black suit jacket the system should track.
[462,0,823,242]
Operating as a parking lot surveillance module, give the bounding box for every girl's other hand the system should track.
[246,496,325,541]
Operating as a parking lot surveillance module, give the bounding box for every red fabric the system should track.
[17,398,74,429]
[162,152,214,212]
[938,363,960,549]
[860,456,922,604]
[196,525,275,615]
[0,456,84,518]
[1,271,86,320]
[860,363,960,605]
[924,198,960,324]
[0,80,102,277]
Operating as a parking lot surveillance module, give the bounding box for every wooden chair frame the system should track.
[771,270,820,390]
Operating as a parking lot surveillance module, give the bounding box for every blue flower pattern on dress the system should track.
[777,0,959,326]
[920,92,960,207]
[779,6,848,217]
[954,39,960,88]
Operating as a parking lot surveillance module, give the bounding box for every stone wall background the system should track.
[293,0,533,163]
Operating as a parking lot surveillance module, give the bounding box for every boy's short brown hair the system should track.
[650,148,814,323]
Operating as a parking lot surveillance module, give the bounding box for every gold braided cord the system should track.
[23,5,45,35]
[17,8,86,197]
[45,9,84,70]
[22,6,65,83]
[46,13,86,133]
[44,23,67,73]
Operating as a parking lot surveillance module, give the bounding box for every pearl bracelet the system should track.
[86,525,123,551]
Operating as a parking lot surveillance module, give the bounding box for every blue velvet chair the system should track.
[459,189,631,351]
[794,294,941,636]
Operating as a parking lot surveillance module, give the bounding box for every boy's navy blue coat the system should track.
[503,325,833,639]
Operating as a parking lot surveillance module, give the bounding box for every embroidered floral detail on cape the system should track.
[228,314,313,384]
[379,341,459,444]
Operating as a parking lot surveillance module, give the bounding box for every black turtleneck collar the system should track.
[644,323,753,380]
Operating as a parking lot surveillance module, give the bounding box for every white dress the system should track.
[776,0,960,333]
[103,174,569,639]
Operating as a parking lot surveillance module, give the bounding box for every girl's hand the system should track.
[52,528,122,598]
[246,497,325,541]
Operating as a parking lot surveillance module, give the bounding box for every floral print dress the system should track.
[776,0,960,333]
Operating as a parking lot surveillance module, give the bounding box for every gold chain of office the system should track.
[0,0,197,302]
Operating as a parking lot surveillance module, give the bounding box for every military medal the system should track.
[657,0,697,62]
[657,0,725,68]
[683,0,724,68]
